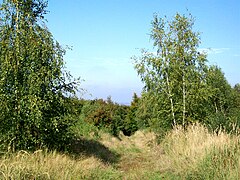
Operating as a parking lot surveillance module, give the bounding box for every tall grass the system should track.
[0,150,120,180]
[190,142,240,179]
[0,123,239,179]
[159,123,240,179]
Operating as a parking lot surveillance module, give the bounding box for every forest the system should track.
[0,0,240,179]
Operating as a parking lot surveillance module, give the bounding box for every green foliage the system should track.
[206,66,233,115]
[136,91,173,137]
[79,98,127,136]
[204,66,240,132]
[230,84,240,124]
[86,99,113,128]
[76,95,141,137]
[0,0,79,151]
[122,93,139,136]
[112,103,129,135]
[134,13,209,135]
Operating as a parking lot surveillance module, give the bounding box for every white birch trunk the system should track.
[182,73,186,126]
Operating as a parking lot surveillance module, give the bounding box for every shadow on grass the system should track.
[69,138,120,164]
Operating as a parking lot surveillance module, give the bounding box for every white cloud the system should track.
[199,48,229,55]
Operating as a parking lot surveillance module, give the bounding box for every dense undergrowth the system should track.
[0,123,239,179]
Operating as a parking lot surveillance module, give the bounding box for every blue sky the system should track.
[45,0,240,104]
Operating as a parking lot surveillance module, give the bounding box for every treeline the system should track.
[70,80,240,139]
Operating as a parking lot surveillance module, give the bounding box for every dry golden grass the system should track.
[0,123,239,179]
[158,123,233,173]
[0,149,111,179]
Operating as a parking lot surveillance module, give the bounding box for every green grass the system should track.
[0,123,240,179]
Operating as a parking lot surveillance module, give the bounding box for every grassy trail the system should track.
[0,124,240,179]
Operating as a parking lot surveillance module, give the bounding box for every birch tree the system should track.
[0,0,79,151]
[134,13,208,130]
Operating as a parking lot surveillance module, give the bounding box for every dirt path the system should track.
[98,130,166,177]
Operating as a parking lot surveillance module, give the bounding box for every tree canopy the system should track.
[0,0,79,151]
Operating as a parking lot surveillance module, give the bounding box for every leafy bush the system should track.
[77,96,140,137]
[79,98,125,136]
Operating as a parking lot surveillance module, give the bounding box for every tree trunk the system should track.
[166,69,176,125]
[182,73,186,126]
